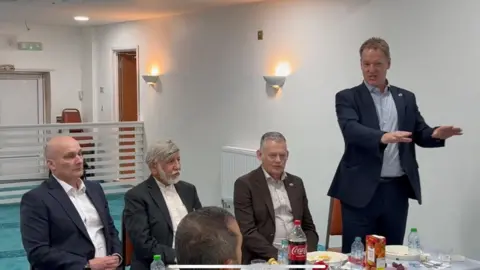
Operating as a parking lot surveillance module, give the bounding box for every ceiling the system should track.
[0,0,267,26]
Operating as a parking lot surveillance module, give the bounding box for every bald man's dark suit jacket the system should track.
[20,177,122,270]
[234,167,318,264]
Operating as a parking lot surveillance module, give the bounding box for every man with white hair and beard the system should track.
[123,140,202,269]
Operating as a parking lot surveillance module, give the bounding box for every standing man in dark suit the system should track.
[123,139,202,269]
[234,132,318,264]
[328,37,462,253]
[20,136,122,270]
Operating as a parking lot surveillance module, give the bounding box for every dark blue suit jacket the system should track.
[20,177,122,270]
[328,83,445,208]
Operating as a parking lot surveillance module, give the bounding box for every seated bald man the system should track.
[20,136,122,270]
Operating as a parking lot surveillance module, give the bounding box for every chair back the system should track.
[325,197,342,250]
[122,211,134,267]
[61,108,82,123]
[61,108,83,133]
[60,108,94,148]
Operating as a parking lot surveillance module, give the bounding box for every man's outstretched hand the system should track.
[381,131,412,144]
[432,126,463,140]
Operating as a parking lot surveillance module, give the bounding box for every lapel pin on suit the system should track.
[289,183,294,186]
[398,93,403,96]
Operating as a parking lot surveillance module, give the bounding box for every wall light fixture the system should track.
[263,62,291,90]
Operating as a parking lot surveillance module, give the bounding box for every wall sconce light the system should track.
[142,75,159,86]
[263,75,286,89]
[142,66,160,89]
[263,62,291,90]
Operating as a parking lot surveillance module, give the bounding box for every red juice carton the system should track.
[366,235,386,270]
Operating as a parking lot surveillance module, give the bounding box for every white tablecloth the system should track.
[165,258,480,269]
[340,258,480,270]
[451,259,480,270]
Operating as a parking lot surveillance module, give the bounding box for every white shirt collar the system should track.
[262,167,287,181]
[364,80,390,94]
[53,174,86,194]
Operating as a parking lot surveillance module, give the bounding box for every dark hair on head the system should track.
[175,206,237,267]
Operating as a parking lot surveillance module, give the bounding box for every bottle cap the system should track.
[294,220,301,225]
[411,228,417,232]
[355,236,361,241]
[153,254,161,260]
[281,239,288,246]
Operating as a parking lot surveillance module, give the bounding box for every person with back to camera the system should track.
[175,206,243,269]
[328,37,462,253]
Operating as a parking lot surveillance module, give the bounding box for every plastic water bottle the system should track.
[408,228,421,267]
[151,254,165,270]
[277,239,289,264]
[408,228,421,255]
[350,237,365,270]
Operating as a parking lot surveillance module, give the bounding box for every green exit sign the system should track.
[17,42,43,51]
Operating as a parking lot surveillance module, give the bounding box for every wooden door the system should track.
[118,52,137,179]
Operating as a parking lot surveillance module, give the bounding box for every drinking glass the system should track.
[439,248,453,267]
[428,248,453,268]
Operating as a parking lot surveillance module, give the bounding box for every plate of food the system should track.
[307,251,348,264]
[385,245,420,261]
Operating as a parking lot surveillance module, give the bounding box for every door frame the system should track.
[0,72,50,177]
[0,72,49,124]
[111,46,140,122]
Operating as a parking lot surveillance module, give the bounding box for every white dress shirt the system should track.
[55,177,107,258]
[155,179,188,248]
[262,168,294,247]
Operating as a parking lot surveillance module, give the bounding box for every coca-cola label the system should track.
[288,243,307,261]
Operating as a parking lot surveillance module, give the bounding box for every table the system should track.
[451,259,480,270]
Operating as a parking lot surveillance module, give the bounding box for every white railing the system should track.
[0,121,147,204]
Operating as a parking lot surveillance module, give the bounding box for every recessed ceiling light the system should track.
[74,16,89,22]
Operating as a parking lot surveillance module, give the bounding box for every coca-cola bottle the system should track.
[288,219,307,265]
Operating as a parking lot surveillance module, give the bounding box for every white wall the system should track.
[80,27,101,123]
[0,22,83,122]
[88,0,480,259]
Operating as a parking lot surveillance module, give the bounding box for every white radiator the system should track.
[220,146,259,211]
